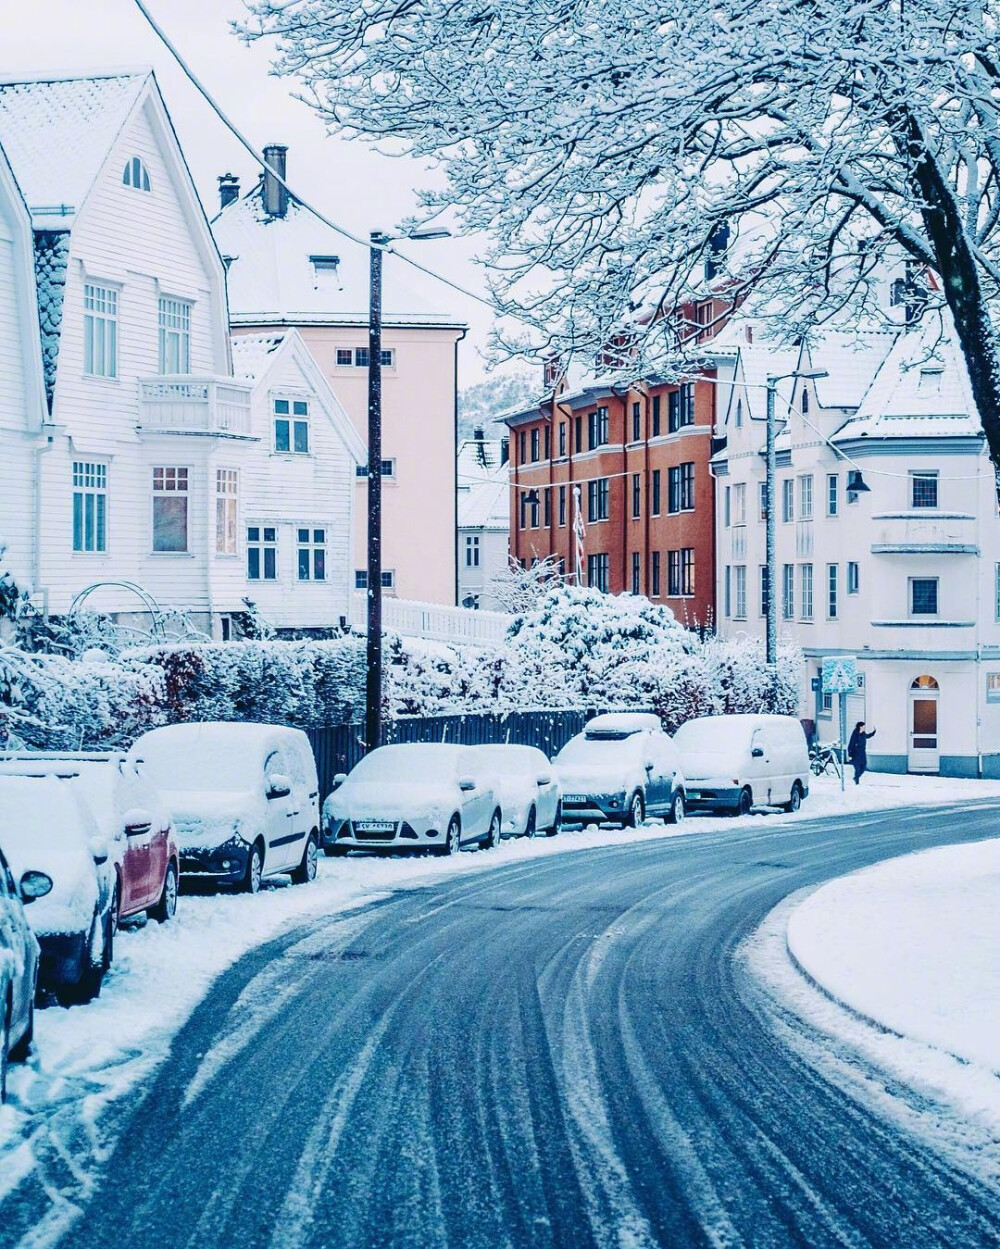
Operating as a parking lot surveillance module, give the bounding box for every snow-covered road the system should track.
[2,772,1000,1244]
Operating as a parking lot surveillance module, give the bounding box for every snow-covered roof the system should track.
[229,332,287,382]
[213,184,465,330]
[799,332,895,410]
[458,437,505,480]
[0,72,147,225]
[457,438,509,531]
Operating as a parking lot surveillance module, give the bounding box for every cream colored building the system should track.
[212,153,467,606]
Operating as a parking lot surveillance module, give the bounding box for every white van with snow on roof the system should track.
[127,724,320,893]
[673,714,809,816]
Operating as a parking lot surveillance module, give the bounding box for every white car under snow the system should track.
[323,743,502,856]
[469,744,561,838]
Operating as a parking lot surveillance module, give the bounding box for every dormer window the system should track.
[123,156,151,192]
[310,254,340,277]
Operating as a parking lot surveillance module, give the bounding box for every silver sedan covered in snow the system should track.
[469,744,561,838]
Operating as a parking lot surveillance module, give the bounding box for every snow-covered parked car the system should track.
[0,774,117,1004]
[0,844,50,1101]
[673,713,810,815]
[127,724,320,893]
[554,712,686,827]
[323,743,502,856]
[0,753,179,926]
[469,744,561,838]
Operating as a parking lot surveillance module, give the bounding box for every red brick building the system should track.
[504,370,719,628]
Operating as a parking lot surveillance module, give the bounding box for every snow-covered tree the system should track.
[487,555,564,616]
[244,0,1000,464]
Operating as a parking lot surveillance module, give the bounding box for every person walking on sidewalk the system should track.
[847,721,876,785]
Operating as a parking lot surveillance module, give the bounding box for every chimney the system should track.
[473,426,485,442]
[218,173,240,210]
[262,144,289,219]
[500,437,510,465]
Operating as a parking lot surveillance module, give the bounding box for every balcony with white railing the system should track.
[350,594,511,645]
[138,378,253,437]
[870,510,978,556]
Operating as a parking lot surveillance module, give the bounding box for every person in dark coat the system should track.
[847,721,876,784]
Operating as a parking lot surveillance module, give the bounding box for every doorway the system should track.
[908,675,940,773]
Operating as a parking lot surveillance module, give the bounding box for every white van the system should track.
[673,714,809,816]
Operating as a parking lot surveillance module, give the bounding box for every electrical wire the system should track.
[131,0,496,311]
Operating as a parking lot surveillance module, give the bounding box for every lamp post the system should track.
[365,226,451,753]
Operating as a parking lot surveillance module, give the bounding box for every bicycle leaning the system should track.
[809,740,843,778]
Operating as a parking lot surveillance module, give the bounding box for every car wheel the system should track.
[439,815,461,856]
[9,998,33,1063]
[546,801,562,837]
[481,809,502,850]
[522,806,536,838]
[809,758,823,777]
[736,787,753,817]
[63,914,106,1005]
[292,834,319,885]
[624,791,645,828]
[785,782,803,813]
[666,790,685,825]
[149,862,178,923]
[244,843,264,894]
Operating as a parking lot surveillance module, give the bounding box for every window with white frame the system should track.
[72,461,108,552]
[827,473,838,516]
[847,561,860,594]
[732,481,746,525]
[759,481,768,521]
[344,347,393,368]
[800,563,814,619]
[723,485,731,528]
[910,470,938,509]
[336,348,353,366]
[782,563,794,619]
[297,528,326,581]
[247,525,277,580]
[273,399,310,454]
[827,563,838,619]
[122,156,151,191]
[158,297,191,373]
[465,535,480,567]
[152,467,189,553]
[910,576,938,615]
[355,569,395,589]
[781,478,794,522]
[215,469,238,555]
[355,459,396,479]
[83,283,118,378]
[723,565,731,617]
[733,565,747,618]
[798,474,814,520]
[759,565,769,617]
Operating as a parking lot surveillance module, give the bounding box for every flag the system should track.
[573,484,586,584]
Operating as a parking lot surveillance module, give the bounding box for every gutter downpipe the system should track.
[34,434,54,613]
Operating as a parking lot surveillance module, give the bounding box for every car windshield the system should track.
[474,746,534,771]
[557,734,642,765]
[351,746,460,783]
[673,719,735,754]
[138,740,255,792]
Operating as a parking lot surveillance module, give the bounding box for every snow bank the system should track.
[787,838,1000,1071]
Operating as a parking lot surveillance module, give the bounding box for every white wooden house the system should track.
[0,72,360,637]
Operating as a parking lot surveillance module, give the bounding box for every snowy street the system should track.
[3,781,999,1246]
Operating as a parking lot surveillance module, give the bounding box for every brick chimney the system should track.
[262,145,289,219]
[218,173,240,210]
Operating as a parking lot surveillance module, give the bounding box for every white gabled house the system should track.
[0,71,359,637]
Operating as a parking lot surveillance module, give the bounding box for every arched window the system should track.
[123,156,151,192]
[910,675,939,690]
[735,398,743,428]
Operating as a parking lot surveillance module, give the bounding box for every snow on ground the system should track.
[3,768,1000,1215]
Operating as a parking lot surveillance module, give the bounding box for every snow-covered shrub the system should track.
[704,633,802,717]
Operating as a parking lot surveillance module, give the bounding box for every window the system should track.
[72,461,108,553]
[355,459,396,479]
[631,552,641,595]
[827,473,839,517]
[215,469,238,555]
[847,561,860,595]
[273,399,310,454]
[83,283,117,378]
[527,491,540,528]
[379,349,394,368]
[759,565,769,617]
[724,486,731,528]
[122,156,151,191]
[353,347,370,368]
[544,426,551,460]
[558,485,567,527]
[651,469,662,516]
[669,383,695,432]
[575,415,582,453]
[733,565,747,618]
[543,488,551,527]
[668,548,695,596]
[758,481,768,522]
[632,473,641,519]
[651,551,661,596]
[801,387,809,415]
[588,406,609,450]
[247,526,277,580]
[530,429,540,462]
[297,528,326,581]
[988,673,1000,704]
[632,402,641,443]
[724,565,731,617]
[355,570,395,589]
[735,399,743,429]
[518,431,526,463]
[336,348,353,366]
[588,477,610,522]
[158,297,191,374]
[311,255,340,277]
[152,467,189,553]
[800,563,814,619]
[559,423,567,457]
[798,474,813,520]
[587,553,609,593]
[911,470,938,509]
[668,462,694,512]
[782,563,794,620]
[652,395,661,438]
[911,577,938,615]
[465,535,480,567]
[827,563,838,619]
[731,481,746,525]
[782,479,794,522]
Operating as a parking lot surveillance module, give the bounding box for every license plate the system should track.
[354,820,395,832]
[564,794,588,804]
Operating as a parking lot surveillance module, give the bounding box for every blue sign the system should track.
[822,655,858,694]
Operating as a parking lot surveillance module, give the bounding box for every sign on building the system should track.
[821,655,858,694]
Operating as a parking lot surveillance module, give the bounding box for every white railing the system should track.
[138,377,253,436]
[350,593,511,645]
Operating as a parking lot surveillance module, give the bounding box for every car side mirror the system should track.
[751,746,764,758]
[644,759,655,772]
[266,773,292,800]
[123,807,153,837]
[89,837,110,865]
[536,773,551,786]
[458,776,476,792]
[19,870,53,903]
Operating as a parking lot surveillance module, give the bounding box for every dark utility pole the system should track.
[365,232,388,752]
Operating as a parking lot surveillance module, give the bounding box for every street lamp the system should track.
[365,226,451,753]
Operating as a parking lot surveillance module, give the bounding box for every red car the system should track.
[0,754,179,928]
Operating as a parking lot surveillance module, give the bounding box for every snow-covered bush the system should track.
[704,633,802,719]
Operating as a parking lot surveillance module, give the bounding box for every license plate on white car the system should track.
[564,794,588,803]
[355,820,395,832]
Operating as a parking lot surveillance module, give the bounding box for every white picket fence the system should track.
[349,593,510,646]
